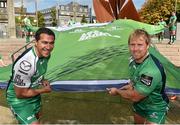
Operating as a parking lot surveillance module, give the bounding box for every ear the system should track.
[35,41,38,46]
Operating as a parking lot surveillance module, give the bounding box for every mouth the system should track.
[42,48,51,56]
[132,52,139,56]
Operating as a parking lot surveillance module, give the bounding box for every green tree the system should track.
[15,16,21,26]
[176,0,180,22]
[81,15,88,23]
[51,8,57,26]
[139,0,180,24]
[38,11,45,27]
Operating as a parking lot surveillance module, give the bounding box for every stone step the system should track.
[0,106,17,124]
[0,38,34,65]
[165,56,180,61]
[160,52,180,56]
[171,61,180,67]
[154,41,180,66]
[155,44,180,48]
[156,47,180,52]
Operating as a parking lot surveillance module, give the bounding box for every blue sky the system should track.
[14,0,145,13]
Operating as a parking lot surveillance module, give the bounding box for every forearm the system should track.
[116,89,143,102]
[116,89,135,100]
[21,88,45,98]
[15,87,50,98]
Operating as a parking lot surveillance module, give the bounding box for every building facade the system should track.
[0,0,36,38]
[40,2,90,27]
[0,0,7,38]
[0,0,16,38]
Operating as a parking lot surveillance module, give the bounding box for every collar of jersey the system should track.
[135,52,149,65]
[32,46,39,58]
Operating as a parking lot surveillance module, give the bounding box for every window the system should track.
[66,6,69,11]
[0,2,4,7]
[61,6,64,10]
[84,8,87,12]
[79,8,82,12]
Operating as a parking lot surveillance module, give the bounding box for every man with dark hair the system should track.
[107,29,169,124]
[6,27,55,124]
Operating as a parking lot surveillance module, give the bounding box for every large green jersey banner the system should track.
[0,19,179,94]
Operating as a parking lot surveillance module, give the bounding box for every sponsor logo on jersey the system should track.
[14,74,25,86]
[140,74,153,86]
[18,70,28,75]
[27,114,35,121]
[20,60,32,71]
[149,112,158,119]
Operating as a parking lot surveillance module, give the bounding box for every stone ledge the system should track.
[0,106,17,124]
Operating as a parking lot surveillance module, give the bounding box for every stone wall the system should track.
[176,23,180,40]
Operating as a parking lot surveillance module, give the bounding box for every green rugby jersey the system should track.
[6,47,50,107]
[169,15,177,25]
[169,15,177,30]
[129,54,169,111]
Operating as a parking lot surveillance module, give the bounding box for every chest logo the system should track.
[20,60,32,71]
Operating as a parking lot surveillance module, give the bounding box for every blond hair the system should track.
[128,29,151,45]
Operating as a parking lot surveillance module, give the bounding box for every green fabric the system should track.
[158,21,166,27]
[158,21,166,33]
[0,19,180,92]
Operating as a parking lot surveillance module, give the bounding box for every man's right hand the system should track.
[42,81,52,93]
[106,88,118,96]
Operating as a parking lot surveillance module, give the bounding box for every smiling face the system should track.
[35,33,55,58]
[128,30,150,63]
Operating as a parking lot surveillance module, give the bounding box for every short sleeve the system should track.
[134,71,162,96]
[13,59,34,88]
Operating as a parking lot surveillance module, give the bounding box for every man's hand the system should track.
[41,80,51,93]
[106,88,118,96]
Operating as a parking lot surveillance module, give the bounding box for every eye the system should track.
[50,42,54,45]
[41,41,48,44]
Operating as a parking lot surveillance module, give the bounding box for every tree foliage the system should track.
[81,15,88,23]
[176,0,180,22]
[51,8,57,26]
[38,11,45,27]
[139,0,180,24]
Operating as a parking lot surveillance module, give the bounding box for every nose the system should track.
[46,43,53,50]
[132,45,138,51]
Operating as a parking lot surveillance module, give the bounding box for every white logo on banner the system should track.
[78,30,120,41]
[69,29,85,33]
